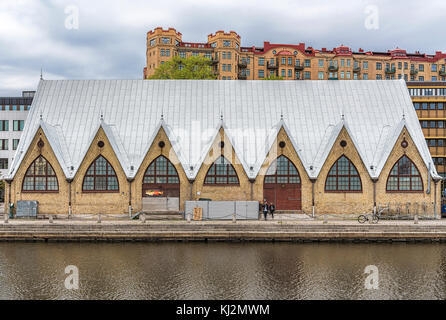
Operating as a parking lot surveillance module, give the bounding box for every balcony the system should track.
[439,70,446,77]
[353,66,361,73]
[211,58,219,65]
[385,68,396,74]
[410,69,418,75]
[328,65,338,72]
[267,62,278,69]
[238,73,247,80]
[238,61,247,68]
[295,65,304,71]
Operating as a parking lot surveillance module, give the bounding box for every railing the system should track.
[238,61,247,68]
[410,69,418,75]
[385,67,396,74]
[238,73,247,80]
[211,58,219,64]
[353,66,361,73]
[267,62,278,69]
[328,65,338,72]
[439,70,446,77]
[294,65,304,71]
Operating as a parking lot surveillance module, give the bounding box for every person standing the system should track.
[269,202,275,219]
[263,201,269,221]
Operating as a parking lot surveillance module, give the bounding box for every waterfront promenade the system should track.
[1,214,446,242]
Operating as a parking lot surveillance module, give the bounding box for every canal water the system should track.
[0,242,445,299]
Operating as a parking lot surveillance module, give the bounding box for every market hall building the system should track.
[3,79,442,217]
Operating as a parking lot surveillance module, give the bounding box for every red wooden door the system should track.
[263,184,301,210]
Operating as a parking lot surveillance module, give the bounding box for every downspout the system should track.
[434,180,438,219]
[5,179,12,217]
[310,178,316,218]
[189,179,195,200]
[426,163,431,194]
[372,178,378,215]
[66,178,73,218]
[249,178,255,201]
[127,178,133,218]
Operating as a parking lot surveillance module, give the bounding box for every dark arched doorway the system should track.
[263,155,302,210]
[142,155,180,212]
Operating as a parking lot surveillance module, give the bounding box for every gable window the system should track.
[264,155,300,184]
[386,155,423,192]
[144,156,179,184]
[22,156,58,192]
[204,156,239,185]
[82,155,119,192]
[325,156,362,192]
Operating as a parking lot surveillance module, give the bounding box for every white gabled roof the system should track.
[7,79,439,181]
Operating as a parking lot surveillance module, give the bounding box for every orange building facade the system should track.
[144,27,446,81]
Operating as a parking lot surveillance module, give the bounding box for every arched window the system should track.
[82,155,119,192]
[204,156,239,185]
[325,156,362,192]
[386,155,423,192]
[264,155,300,184]
[144,156,179,184]
[22,156,59,192]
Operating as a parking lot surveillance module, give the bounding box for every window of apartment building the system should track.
[430,103,436,110]
[346,59,351,67]
[363,61,368,69]
[295,72,301,80]
[439,121,445,128]
[318,59,324,67]
[0,139,8,150]
[432,64,437,72]
[353,73,358,80]
[246,69,250,76]
[0,158,7,169]
[281,69,285,77]
[422,103,428,110]
[160,49,165,56]
[223,40,231,47]
[288,69,292,77]
[165,49,170,56]
[404,74,408,81]
[13,120,24,131]
[398,62,402,69]
[419,76,424,81]
[259,70,265,78]
[288,57,292,65]
[13,139,19,150]
[318,72,324,80]
[340,59,345,67]
[222,52,226,59]
[227,64,231,72]
[227,52,231,59]
[414,103,420,110]
[149,39,156,46]
[376,62,382,70]
[404,62,408,70]
[430,120,437,128]
[421,121,428,128]
[191,52,198,56]
[295,59,300,66]
[161,37,171,44]
[12,105,17,111]
[432,76,438,81]
[304,71,311,79]
[419,64,424,72]
[258,58,265,66]
[363,73,368,80]
[439,103,444,110]
[0,120,8,131]
[222,64,226,71]
[281,57,286,65]
[346,72,351,79]
[304,59,311,67]
[340,71,345,79]
[204,53,212,59]
[269,70,274,77]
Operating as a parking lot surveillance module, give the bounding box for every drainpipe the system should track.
[310,178,316,218]
[127,178,133,218]
[66,178,73,218]
[5,179,12,217]
[188,179,195,200]
[249,178,255,201]
[372,178,378,215]
[434,180,438,219]
[427,163,431,195]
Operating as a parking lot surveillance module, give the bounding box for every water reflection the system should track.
[0,242,445,299]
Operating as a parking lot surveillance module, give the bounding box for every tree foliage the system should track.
[148,56,217,80]
[262,75,284,80]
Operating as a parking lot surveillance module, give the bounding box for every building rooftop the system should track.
[7,79,438,181]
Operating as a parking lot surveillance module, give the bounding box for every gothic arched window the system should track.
[82,155,119,192]
[22,156,59,192]
[325,156,362,192]
[386,155,423,192]
[204,156,239,185]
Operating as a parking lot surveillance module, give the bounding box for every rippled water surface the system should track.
[1,242,446,299]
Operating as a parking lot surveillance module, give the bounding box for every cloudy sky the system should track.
[0,0,445,96]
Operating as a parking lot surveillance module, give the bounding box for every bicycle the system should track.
[357,213,379,224]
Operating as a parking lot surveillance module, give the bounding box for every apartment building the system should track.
[0,91,34,179]
[144,27,446,81]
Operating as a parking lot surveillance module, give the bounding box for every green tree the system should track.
[148,56,217,80]
[262,75,284,80]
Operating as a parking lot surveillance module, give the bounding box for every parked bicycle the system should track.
[357,213,379,224]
